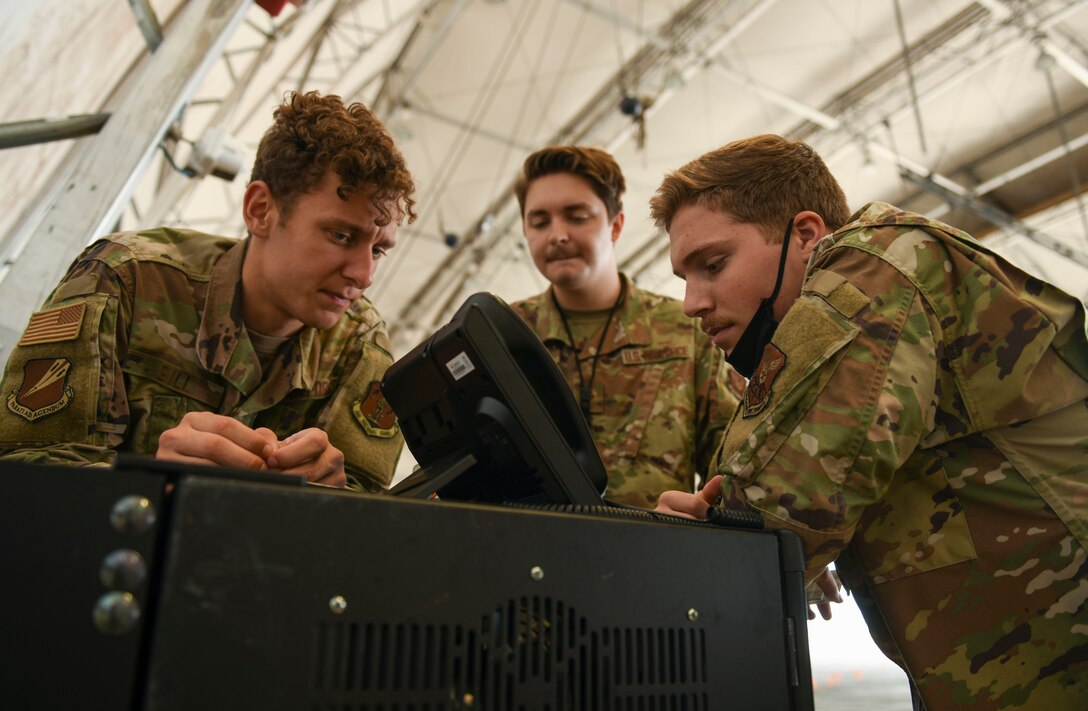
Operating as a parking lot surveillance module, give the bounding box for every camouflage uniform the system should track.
[0,228,403,491]
[715,202,1088,708]
[514,274,741,507]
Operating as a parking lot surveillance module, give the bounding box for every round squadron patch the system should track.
[352,380,399,438]
[6,358,74,422]
[741,344,786,418]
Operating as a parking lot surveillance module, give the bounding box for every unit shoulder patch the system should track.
[6,358,75,421]
[351,380,399,438]
[741,343,786,418]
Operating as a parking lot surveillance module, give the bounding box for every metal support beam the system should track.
[711,46,1065,247]
[132,1,429,242]
[899,165,1088,268]
[0,0,251,354]
[141,29,285,229]
[384,0,778,346]
[0,114,110,150]
[227,1,341,135]
[928,130,1088,221]
[791,0,1086,161]
[400,101,536,152]
[127,0,164,51]
[975,0,1088,90]
[370,0,466,118]
[620,230,671,280]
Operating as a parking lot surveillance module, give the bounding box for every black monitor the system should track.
[383,292,607,505]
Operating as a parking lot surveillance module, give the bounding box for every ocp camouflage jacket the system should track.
[0,228,402,491]
[717,202,1088,708]
[514,274,742,508]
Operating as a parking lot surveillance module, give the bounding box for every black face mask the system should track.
[725,218,795,378]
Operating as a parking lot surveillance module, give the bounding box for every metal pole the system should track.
[0,0,251,355]
[0,114,110,150]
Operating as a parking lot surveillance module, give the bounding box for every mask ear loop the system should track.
[766,217,795,306]
[723,217,797,378]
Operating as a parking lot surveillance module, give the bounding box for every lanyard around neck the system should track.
[552,278,628,425]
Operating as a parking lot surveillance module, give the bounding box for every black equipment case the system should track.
[1,460,814,710]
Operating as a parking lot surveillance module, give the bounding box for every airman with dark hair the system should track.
[511,145,742,508]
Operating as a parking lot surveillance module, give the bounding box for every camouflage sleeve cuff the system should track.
[346,468,385,494]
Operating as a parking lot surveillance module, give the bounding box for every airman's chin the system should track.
[305,311,343,331]
[546,266,589,289]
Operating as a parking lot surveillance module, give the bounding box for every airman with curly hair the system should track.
[0,91,416,492]
[250,90,416,226]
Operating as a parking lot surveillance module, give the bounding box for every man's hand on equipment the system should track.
[266,428,347,488]
[806,567,844,621]
[658,476,845,621]
[655,474,725,519]
[156,412,275,470]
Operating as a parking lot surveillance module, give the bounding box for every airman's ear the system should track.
[792,211,828,259]
[610,211,625,244]
[242,181,278,239]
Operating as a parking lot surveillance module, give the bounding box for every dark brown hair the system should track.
[515,145,625,219]
[650,134,849,241]
[250,91,416,225]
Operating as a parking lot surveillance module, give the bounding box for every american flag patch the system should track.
[18,303,86,346]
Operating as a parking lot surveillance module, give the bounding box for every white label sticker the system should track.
[445,352,475,381]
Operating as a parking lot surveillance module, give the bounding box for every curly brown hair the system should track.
[250,91,416,226]
[514,145,625,219]
[650,134,849,241]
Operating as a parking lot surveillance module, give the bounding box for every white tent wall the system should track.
[0,0,184,249]
[2,2,1087,707]
[2,0,1087,358]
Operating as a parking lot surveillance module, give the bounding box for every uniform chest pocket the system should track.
[256,398,320,439]
[123,350,223,454]
[140,395,187,454]
[610,346,693,461]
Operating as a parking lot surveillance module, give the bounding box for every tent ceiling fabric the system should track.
[2,0,1087,355]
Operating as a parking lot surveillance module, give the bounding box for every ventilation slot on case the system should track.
[310,597,711,709]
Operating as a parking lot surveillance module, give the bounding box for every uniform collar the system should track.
[533,273,652,355]
[197,238,318,397]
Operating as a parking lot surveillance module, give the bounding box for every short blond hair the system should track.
[650,134,849,241]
